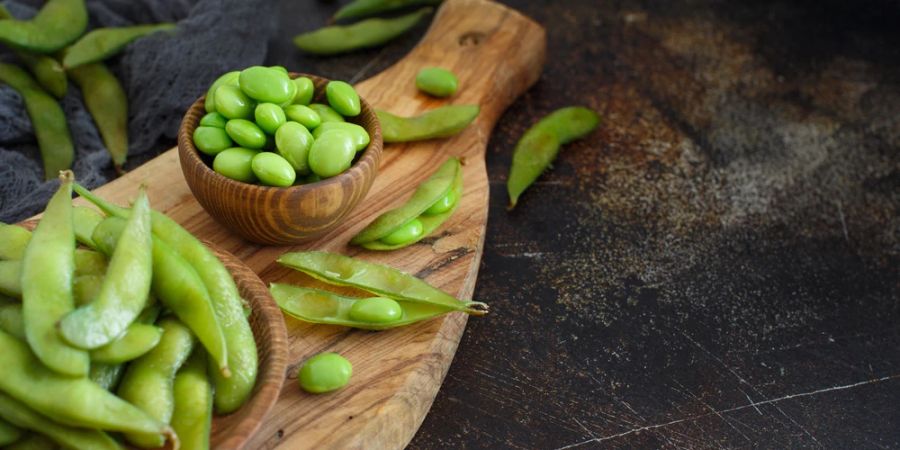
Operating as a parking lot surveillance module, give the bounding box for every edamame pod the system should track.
[277,251,488,314]
[63,23,177,69]
[0,0,87,53]
[0,392,122,450]
[59,190,153,349]
[90,323,163,364]
[0,63,73,180]
[272,284,457,330]
[21,171,87,376]
[0,260,21,297]
[68,62,129,170]
[16,53,67,99]
[507,106,599,208]
[0,303,25,340]
[0,329,173,438]
[73,274,102,306]
[377,105,479,143]
[0,250,106,301]
[333,0,442,21]
[73,205,104,249]
[0,418,23,446]
[0,223,30,260]
[89,363,126,392]
[171,350,213,450]
[73,248,108,276]
[293,7,433,55]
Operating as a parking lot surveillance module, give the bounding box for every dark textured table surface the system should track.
[265,0,900,448]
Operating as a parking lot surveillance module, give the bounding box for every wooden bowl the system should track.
[178,73,383,245]
[20,219,289,450]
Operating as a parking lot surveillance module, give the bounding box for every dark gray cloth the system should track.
[0,0,277,222]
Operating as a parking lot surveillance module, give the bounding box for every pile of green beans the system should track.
[197,66,371,186]
[0,172,259,449]
[272,251,488,332]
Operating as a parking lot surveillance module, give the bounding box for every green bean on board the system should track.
[507,106,599,209]
[171,350,213,450]
[0,63,73,180]
[333,0,443,21]
[0,418,22,446]
[62,23,176,69]
[298,352,352,394]
[0,0,87,53]
[0,392,122,450]
[377,104,479,143]
[293,7,433,55]
[416,67,458,97]
[68,62,129,170]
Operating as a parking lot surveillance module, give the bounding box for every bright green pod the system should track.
[277,251,488,314]
[274,121,314,174]
[379,218,424,245]
[68,62,129,169]
[333,0,442,20]
[0,261,21,298]
[199,112,227,128]
[215,84,254,119]
[377,104,479,143]
[0,418,22,446]
[416,67,458,97]
[308,130,356,178]
[251,152,297,187]
[284,104,321,129]
[63,23,176,69]
[0,223,30,260]
[0,303,25,340]
[423,188,458,215]
[313,121,369,152]
[309,103,345,124]
[73,205,104,249]
[171,350,213,450]
[292,77,314,105]
[298,352,352,394]
[0,393,121,450]
[225,118,267,149]
[325,80,360,117]
[205,71,239,113]
[238,66,294,104]
[213,147,258,183]
[254,103,286,134]
[293,7,432,55]
[90,323,163,364]
[193,126,233,155]
[0,0,88,53]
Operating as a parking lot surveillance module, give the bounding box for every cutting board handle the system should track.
[358,0,547,131]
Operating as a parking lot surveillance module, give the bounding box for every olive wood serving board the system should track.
[75,1,545,447]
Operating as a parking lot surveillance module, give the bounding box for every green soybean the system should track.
[254,103,286,134]
[377,104,478,143]
[424,188,457,215]
[326,80,360,117]
[333,0,442,20]
[284,104,321,129]
[349,296,403,323]
[63,23,176,69]
[252,152,297,187]
[277,251,488,314]
[213,147,258,182]
[507,106,599,209]
[0,0,88,53]
[73,205,104,249]
[193,126,233,155]
[298,352,352,394]
[0,223,30,260]
[0,63,73,180]
[275,121,313,174]
[89,323,162,364]
[225,118,267,149]
[293,7,432,55]
[171,350,213,450]
[0,393,122,450]
[205,71,239,113]
[379,218,424,245]
[292,76,314,105]
[313,121,370,152]
[416,67,458,97]
[309,103,345,124]
[68,62,129,169]
[308,130,356,178]
[215,84,254,119]
[0,417,23,446]
[200,112,227,128]
[238,65,294,104]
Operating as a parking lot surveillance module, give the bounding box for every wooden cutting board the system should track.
[76,1,545,448]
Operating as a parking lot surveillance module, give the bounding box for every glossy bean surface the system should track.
[199,112,227,128]
[325,80,360,117]
[274,121,313,174]
[239,66,294,104]
[298,352,352,394]
[377,104,479,143]
[254,103,286,134]
[193,126,233,155]
[214,84,254,119]
[309,103,345,124]
[308,129,356,178]
[225,119,267,149]
[313,121,369,151]
[291,76,314,105]
[213,147,258,182]
[252,152,297,187]
[416,67,458,97]
[205,71,239,113]
[284,104,321,129]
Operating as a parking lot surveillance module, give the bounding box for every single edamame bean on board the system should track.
[205,71,239,113]
[293,7,432,55]
[215,84,254,119]
[313,121,370,152]
[416,67,458,97]
[239,66,294,104]
[0,0,88,53]
[284,104,321,129]
[292,76,315,105]
[193,126,233,155]
[377,104,479,143]
[63,23,176,69]
[251,152,297,187]
[225,119,267,149]
[308,130,356,178]
[213,147,258,183]
[298,352,352,394]
[326,80,360,117]
[309,103,345,124]
[200,112,228,128]
[274,121,313,174]
[254,103,286,134]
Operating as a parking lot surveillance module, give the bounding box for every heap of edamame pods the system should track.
[0,171,258,450]
[0,0,175,175]
[196,65,372,186]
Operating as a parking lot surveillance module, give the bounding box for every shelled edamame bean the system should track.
[298,352,353,394]
[416,67,458,97]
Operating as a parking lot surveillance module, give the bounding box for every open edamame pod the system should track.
[277,251,488,314]
[0,392,122,450]
[507,106,600,209]
[272,284,466,330]
[333,0,443,21]
[62,23,177,69]
[68,62,129,170]
[172,349,213,450]
[293,7,432,55]
[0,0,87,53]
[0,63,73,180]
[377,104,479,143]
[355,157,462,250]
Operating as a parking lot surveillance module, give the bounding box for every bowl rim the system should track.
[178,72,382,196]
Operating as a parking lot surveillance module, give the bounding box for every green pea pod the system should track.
[90,323,162,364]
[0,392,122,450]
[171,349,213,450]
[0,63,73,180]
[0,418,23,446]
[277,251,488,314]
[5,433,55,450]
[93,216,230,377]
[333,0,442,21]
[21,171,88,376]
[377,105,479,143]
[352,157,459,245]
[0,303,25,340]
[59,190,153,350]
[73,205,104,249]
[62,23,177,69]
[89,363,126,392]
[73,183,258,414]
[0,0,87,53]
[0,223,30,260]
[293,7,432,55]
[272,283,459,330]
[0,260,21,297]
[0,329,173,438]
[507,106,599,209]
[68,63,128,170]
[118,316,194,448]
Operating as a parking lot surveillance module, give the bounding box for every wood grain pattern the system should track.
[74,0,545,448]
